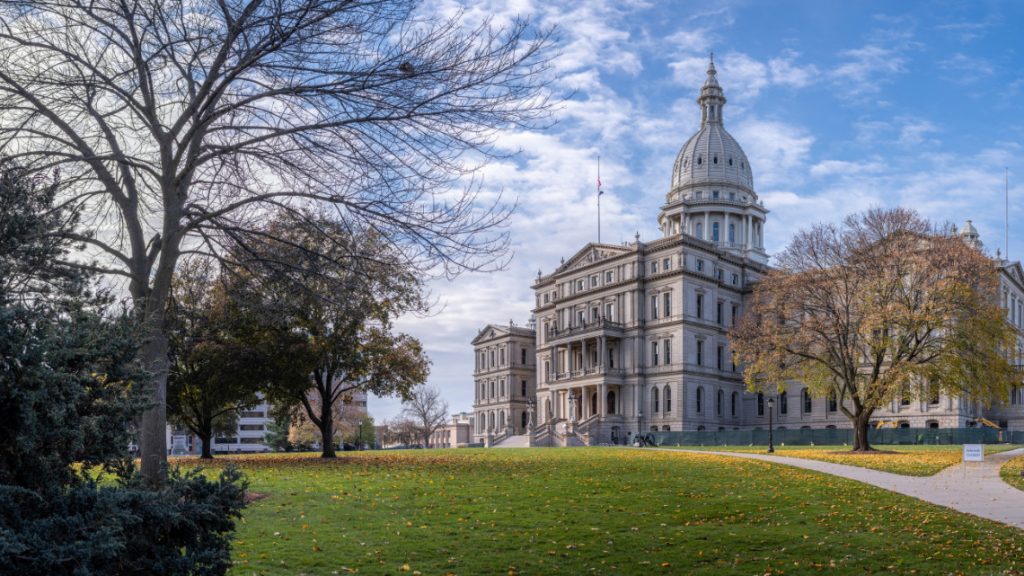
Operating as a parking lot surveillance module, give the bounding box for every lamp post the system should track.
[767,396,775,453]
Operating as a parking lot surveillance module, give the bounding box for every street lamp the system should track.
[767,396,775,453]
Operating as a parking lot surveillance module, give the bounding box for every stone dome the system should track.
[670,57,754,195]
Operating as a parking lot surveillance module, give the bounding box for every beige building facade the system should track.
[471,322,537,443]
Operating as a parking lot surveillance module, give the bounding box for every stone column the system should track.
[599,382,608,416]
[600,336,607,372]
[581,338,588,372]
[703,212,709,240]
[746,214,751,249]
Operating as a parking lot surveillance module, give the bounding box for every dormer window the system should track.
[729,158,733,166]
[713,155,718,164]
[697,156,702,165]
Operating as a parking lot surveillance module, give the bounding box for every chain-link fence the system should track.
[650,427,1024,447]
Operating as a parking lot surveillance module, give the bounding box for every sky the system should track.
[372,0,1024,422]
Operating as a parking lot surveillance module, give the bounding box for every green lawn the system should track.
[664,444,1021,476]
[1003,455,1024,491]
[182,448,1024,575]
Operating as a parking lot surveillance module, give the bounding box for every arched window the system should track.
[545,399,552,420]
[712,222,720,242]
[499,411,506,429]
[717,389,724,416]
[695,222,704,239]
[728,223,736,243]
[662,425,671,431]
[779,391,788,415]
[591,392,598,415]
[651,386,660,414]
[500,380,505,398]
[490,381,495,398]
[828,393,838,412]
[695,386,703,413]
[607,390,617,415]
[521,411,528,429]
[664,385,672,413]
[488,412,495,431]
[802,389,812,413]
[757,392,765,416]
[731,392,738,417]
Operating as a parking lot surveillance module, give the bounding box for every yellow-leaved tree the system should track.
[731,207,1018,451]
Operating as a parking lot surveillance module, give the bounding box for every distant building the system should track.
[429,412,475,448]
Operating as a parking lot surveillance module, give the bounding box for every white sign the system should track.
[962,444,984,462]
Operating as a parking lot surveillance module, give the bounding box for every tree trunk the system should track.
[139,325,170,485]
[199,421,214,459]
[853,413,873,452]
[319,399,336,458]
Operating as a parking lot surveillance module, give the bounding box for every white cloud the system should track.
[732,118,814,188]
[809,159,885,178]
[938,52,996,85]
[830,44,906,97]
[768,51,819,88]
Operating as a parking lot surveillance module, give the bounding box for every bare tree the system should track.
[0,1,553,483]
[731,207,1018,451]
[402,386,449,448]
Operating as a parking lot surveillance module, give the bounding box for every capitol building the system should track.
[471,57,1024,446]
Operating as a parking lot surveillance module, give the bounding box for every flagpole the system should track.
[597,156,602,244]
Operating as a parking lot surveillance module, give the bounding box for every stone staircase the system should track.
[492,434,531,448]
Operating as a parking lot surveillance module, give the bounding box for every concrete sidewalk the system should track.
[660,447,1024,530]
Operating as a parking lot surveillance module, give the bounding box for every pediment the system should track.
[555,243,632,275]
[1005,261,1024,288]
[471,324,510,345]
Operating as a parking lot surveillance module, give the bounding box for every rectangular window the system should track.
[731,305,738,326]
[757,393,764,416]
[696,340,703,366]
[717,301,723,325]
[521,348,527,364]
[696,259,704,272]
[577,309,585,325]
[780,393,788,415]
[696,294,703,319]
[731,273,738,285]
[543,293,549,304]
[650,295,658,320]
[592,306,600,321]
[716,345,723,370]
[605,270,613,282]
[521,380,527,396]
[590,275,598,287]
[240,437,264,444]
[605,302,615,320]
[500,349,505,365]
[239,424,265,431]
[663,292,672,317]
[576,279,584,291]
[716,268,723,281]
[651,342,659,366]
[650,261,658,274]
[663,257,670,271]
[828,394,838,412]
[663,339,671,365]
[239,411,265,419]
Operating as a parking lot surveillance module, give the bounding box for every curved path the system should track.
[658,447,1024,530]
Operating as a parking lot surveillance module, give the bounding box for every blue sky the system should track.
[374,0,1024,422]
